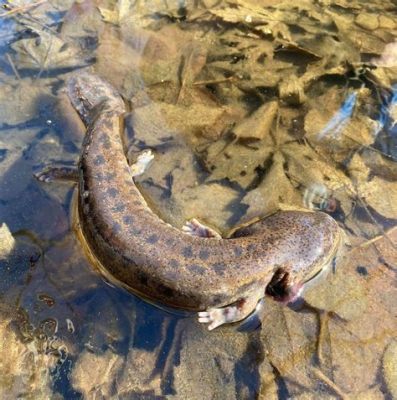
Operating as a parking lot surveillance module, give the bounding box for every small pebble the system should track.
[355,13,379,31]
[378,15,396,29]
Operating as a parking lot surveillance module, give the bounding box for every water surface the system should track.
[0,0,397,398]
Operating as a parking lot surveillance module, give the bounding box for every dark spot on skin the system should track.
[188,264,206,275]
[199,249,210,261]
[99,134,111,149]
[356,266,368,276]
[112,203,126,212]
[102,140,111,149]
[233,246,243,257]
[112,222,122,234]
[105,172,116,181]
[94,172,105,181]
[146,234,159,244]
[247,244,255,252]
[94,155,105,166]
[107,187,119,198]
[123,215,134,225]
[182,246,193,258]
[133,201,141,206]
[332,257,337,273]
[166,238,174,246]
[212,294,227,304]
[213,262,226,276]
[102,119,113,129]
[169,259,179,268]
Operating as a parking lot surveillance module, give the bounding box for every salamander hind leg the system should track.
[34,166,79,183]
[236,298,266,332]
[198,296,263,331]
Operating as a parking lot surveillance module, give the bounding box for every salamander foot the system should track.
[34,166,79,183]
[198,307,239,331]
[130,149,154,177]
[198,296,263,330]
[182,219,222,239]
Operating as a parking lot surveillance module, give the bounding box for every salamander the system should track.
[37,72,341,330]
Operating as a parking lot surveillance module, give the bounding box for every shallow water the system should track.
[0,0,397,398]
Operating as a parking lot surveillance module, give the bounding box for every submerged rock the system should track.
[0,223,15,259]
[383,340,397,399]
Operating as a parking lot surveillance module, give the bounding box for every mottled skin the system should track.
[64,73,341,326]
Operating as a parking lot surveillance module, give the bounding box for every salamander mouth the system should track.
[265,256,336,304]
[265,268,291,302]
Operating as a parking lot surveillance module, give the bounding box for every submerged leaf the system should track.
[358,177,397,220]
[305,88,377,159]
[241,151,301,222]
[232,101,278,140]
[11,31,85,70]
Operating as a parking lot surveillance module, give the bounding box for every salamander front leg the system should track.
[130,149,154,177]
[34,166,79,183]
[198,296,264,331]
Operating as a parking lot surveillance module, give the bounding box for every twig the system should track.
[0,0,47,18]
[6,53,21,80]
[342,131,396,160]
[311,366,349,400]
[317,312,329,367]
[193,76,240,86]
[356,225,397,249]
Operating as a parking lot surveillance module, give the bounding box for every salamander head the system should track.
[265,211,342,304]
[67,72,125,125]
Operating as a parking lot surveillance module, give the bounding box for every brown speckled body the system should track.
[69,73,341,312]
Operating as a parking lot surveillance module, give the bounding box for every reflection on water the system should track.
[0,0,397,398]
[318,92,357,140]
[375,84,397,159]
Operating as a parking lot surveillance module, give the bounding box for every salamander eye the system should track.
[265,268,290,301]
